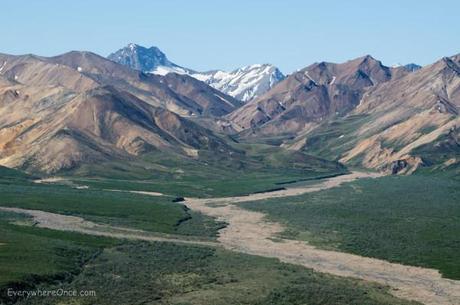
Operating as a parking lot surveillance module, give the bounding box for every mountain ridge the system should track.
[281,54,460,174]
[0,51,242,173]
[1,47,457,175]
[108,43,285,102]
[227,55,396,135]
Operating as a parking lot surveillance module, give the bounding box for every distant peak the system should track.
[108,44,180,73]
[317,61,331,68]
[124,43,143,51]
[359,54,379,63]
[122,43,162,53]
[237,63,280,72]
[247,63,264,68]
[441,56,460,74]
[388,63,421,74]
[403,63,422,72]
[352,55,388,71]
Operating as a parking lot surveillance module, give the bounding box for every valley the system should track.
[184,172,460,305]
[0,39,459,305]
[1,170,459,304]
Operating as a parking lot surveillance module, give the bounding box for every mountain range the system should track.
[231,55,458,174]
[0,45,458,175]
[108,44,285,102]
[229,55,408,133]
[0,51,241,173]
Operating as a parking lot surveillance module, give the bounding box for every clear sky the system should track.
[1,0,459,73]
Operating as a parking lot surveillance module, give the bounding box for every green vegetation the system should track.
[412,131,460,169]
[0,178,221,300]
[64,147,346,197]
[0,183,221,238]
[0,212,116,291]
[67,169,332,198]
[0,166,34,185]
[15,242,418,305]
[297,114,372,161]
[242,174,460,279]
[1,142,456,304]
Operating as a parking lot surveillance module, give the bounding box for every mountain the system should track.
[192,64,285,102]
[108,43,192,75]
[402,63,422,72]
[336,55,459,173]
[0,51,240,173]
[2,48,455,175]
[228,55,394,136]
[227,54,459,174]
[48,51,242,117]
[284,55,459,174]
[390,63,422,79]
[108,44,285,102]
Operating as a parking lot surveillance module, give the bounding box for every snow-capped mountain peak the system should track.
[192,64,285,102]
[108,44,284,102]
[107,43,192,75]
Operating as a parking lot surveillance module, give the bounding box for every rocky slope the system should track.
[2,48,457,175]
[49,51,243,117]
[285,55,459,173]
[228,55,395,135]
[0,52,238,173]
[337,55,460,173]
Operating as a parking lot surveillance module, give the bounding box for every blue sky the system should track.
[1,0,459,73]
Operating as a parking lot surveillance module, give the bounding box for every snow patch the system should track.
[304,71,318,85]
[213,93,236,108]
[0,61,6,73]
[151,65,189,76]
[330,76,336,85]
